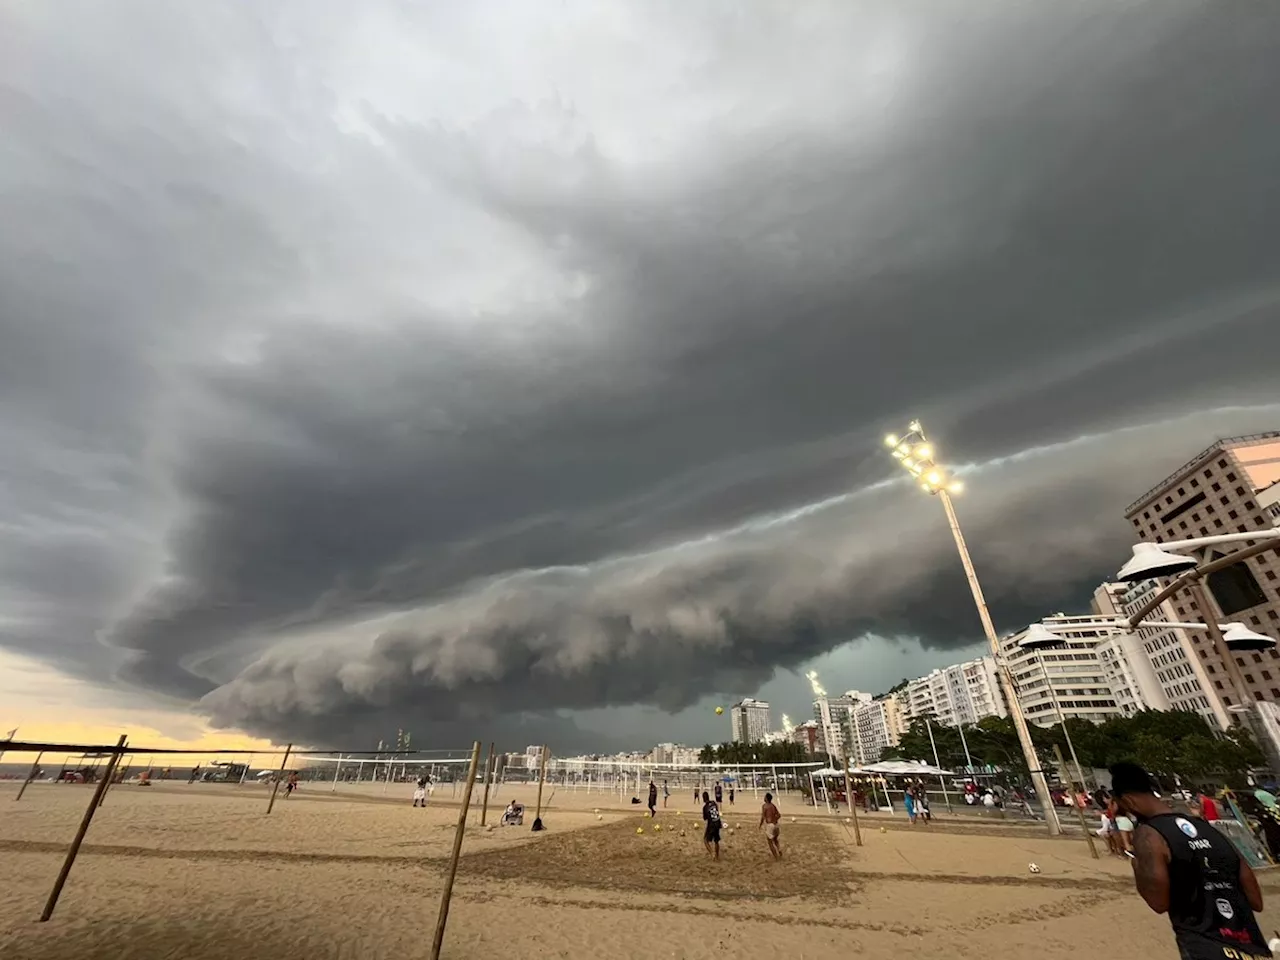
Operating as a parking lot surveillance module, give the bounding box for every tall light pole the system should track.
[885,421,1061,835]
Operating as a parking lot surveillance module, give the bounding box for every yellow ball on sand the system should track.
[643,811,651,818]
[596,815,603,821]
[654,824,662,831]
[636,827,644,835]
[790,816,796,823]
[879,827,886,834]
[715,706,724,715]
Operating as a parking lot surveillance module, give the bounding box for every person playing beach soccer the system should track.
[759,792,782,860]
[702,791,723,861]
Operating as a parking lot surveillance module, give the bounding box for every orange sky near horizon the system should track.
[0,649,296,765]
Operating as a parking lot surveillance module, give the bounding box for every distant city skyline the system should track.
[4,1,1280,754]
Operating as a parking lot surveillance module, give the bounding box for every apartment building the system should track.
[1123,433,1280,710]
[1000,620,1119,726]
[850,695,907,764]
[902,657,1006,726]
[730,698,772,744]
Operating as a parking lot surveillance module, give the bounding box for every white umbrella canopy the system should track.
[861,760,956,777]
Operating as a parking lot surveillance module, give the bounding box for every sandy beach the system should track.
[0,779,1273,959]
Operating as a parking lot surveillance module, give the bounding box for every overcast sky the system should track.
[3,1,1280,755]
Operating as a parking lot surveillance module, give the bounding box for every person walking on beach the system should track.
[648,779,658,818]
[1110,762,1269,960]
[663,780,670,808]
[903,785,918,825]
[729,784,735,806]
[413,775,428,808]
[759,792,782,860]
[702,791,723,861]
[285,771,299,797]
[714,781,723,805]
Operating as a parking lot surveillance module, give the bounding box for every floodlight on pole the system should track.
[883,420,1061,836]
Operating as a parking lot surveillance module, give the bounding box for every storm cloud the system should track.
[3,1,1280,750]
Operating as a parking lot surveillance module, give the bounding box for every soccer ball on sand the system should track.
[636,827,644,835]
[1028,863,1041,874]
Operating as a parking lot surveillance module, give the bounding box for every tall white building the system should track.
[730,698,772,744]
[1001,620,1119,726]
[1091,581,1231,730]
[902,658,1006,726]
[850,695,907,764]
[812,691,871,758]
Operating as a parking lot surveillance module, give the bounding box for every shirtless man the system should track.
[759,792,782,860]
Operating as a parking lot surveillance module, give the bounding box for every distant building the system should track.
[901,658,1005,727]
[790,720,822,756]
[1123,433,1280,711]
[850,695,906,764]
[730,698,772,744]
[1001,620,1120,726]
[812,691,871,759]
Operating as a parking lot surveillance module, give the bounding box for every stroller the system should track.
[501,802,525,826]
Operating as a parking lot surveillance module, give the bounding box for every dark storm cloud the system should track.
[3,1,1280,750]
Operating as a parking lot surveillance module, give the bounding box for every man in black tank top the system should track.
[1110,762,1271,960]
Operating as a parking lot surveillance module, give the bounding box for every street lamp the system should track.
[1116,532,1280,584]
[884,421,1062,835]
[1113,529,1280,713]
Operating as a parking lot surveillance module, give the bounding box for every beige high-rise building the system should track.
[850,695,907,764]
[730,698,772,744]
[1001,620,1120,725]
[1123,433,1280,711]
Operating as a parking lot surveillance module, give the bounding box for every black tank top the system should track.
[1142,812,1267,954]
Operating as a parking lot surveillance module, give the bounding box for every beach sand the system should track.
[1,780,1274,959]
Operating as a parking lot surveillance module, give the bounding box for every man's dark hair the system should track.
[1110,762,1155,797]
[702,791,710,802]
[764,792,773,802]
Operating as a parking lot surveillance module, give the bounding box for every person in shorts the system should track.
[759,792,782,860]
[702,791,722,861]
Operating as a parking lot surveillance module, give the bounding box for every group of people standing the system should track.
[639,778,776,862]
[902,783,931,824]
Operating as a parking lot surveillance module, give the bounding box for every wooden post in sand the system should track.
[479,742,496,826]
[534,744,550,823]
[1053,744,1099,859]
[265,743,293,815]
[842,761,863,846]
[41,735,126,922]
[431,740,482,960]
[99,753,130,807]
[14,751,44,802]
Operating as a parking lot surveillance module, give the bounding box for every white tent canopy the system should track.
[859,760,956,777]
